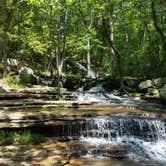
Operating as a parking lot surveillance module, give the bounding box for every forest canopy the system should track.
[0,0,166,82]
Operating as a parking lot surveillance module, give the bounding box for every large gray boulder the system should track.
[160,84,166,101]
[139,80,153,90]
[19,66,34,75]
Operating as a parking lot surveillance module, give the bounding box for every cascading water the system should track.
[73,83,141,106]
[73,83,166,112]
[79,115,166,164]
[71,84,166,165]
[51,114,166,164]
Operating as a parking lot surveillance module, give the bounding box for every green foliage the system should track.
[4,73,25,88]
[19,73,37,85]
[64,74,83,90]
[4,72,37,88]
[0,0,165,80]
[0,130,45,145]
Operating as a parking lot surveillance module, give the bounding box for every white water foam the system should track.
[80,136,166,162]
[79,116,166,163]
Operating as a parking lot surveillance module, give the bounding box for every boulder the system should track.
[71,143,88,157]
[139,80,153,90]
[19,67,37,84]
[39,75,62,87]
[19,66,34,75]
[6,58,20,73]
[64,75,83,90]
[153,77,166,88]
[123,77,142,88]
[160,84,166,102]
[147,88,159,96]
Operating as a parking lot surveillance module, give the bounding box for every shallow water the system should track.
[1,87,166,165]
[68,158,143,166]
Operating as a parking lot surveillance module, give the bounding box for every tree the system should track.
[0,0,17,76]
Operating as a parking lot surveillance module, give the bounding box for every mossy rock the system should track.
[133,93,142,97]
[147,88,159,96]
[64,74,83,90]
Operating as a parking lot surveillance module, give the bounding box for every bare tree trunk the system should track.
[1,0,9,77]
[45,1,55,77]
[57,9,68,77]
[87,36,91,77]
[2,29,8,77]
[87,8,93,78]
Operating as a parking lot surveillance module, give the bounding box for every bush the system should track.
[0,130,45,145]
[4,73,25,88]
[63,74,83,90]
[4,72,38,88]
[19,73,37,85]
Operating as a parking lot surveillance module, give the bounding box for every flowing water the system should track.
[2,84,166,166]
[68,85,166,165]
[79,115,166,165]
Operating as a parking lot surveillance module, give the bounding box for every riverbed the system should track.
[0,91,166,166]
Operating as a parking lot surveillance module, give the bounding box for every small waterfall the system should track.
[50,114,166,163]
[79,115,166,163]
[74,84,166,112]
[80,116,166,142]
[74,83,127,104]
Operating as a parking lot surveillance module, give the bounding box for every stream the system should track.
[68,86,166,166]
[0,85,166,166]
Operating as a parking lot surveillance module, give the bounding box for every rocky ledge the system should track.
[0,140,139,166]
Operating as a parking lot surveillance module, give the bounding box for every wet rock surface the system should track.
[0,141,142,166]
[101,145,128,158]
[0,83,166,165]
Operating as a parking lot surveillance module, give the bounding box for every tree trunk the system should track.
[87,7,93,78]
[1,0,17,77]
[102,18,123,87]
[1,0,9,77]
[56,9,68,99]
[87,36,91,77]
[151,0,166,57]
[57,9,68,77]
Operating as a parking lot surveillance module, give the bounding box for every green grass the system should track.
[0,130,45,145]
[4,73,26,88]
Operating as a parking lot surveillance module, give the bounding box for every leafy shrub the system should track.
[0,130,45,145]
[4,73,25,88]
[64,74,83,90]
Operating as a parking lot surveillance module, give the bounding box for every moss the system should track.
[133,93,142,97]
